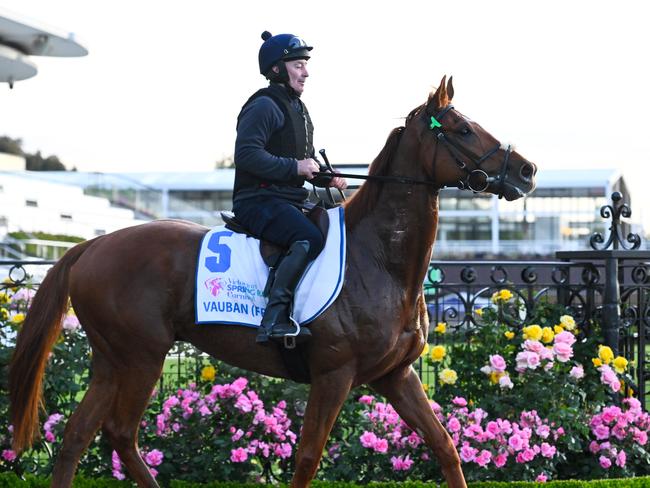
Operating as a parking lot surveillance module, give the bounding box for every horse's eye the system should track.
[461,126,472,136]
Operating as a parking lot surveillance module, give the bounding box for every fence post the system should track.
[602,255,621,355]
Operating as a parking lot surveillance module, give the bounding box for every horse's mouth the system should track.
[501,180,536,201]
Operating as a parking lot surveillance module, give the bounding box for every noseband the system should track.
[427,105,512,199]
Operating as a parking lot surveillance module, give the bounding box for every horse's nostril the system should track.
[520,163,534,181]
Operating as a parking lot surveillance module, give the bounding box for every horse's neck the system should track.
[364,146,440,288]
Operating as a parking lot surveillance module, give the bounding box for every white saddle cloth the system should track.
[195,207,345,327]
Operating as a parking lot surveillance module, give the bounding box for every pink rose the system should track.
[489,354,507,372]
[536,473,548,483]
[475,450,492,467]
[601,406,621,424]
[360,431,377,448]
[536,425,550,439]
[599,455,612,469]
[524,340,544,353]
[460,445,477,462]
[494,452,508,467]
[593,424,610,440]
[616,450,626,467]
[554,331,576,345]
[373,438,388,453]
[589,441,600,453]
[486,421,501,436]
[452,397,468,407]
[569,365,584,380]
[540,442,556,458]
[552,342,573,362]
[516,351,540,370]
[2,450,16,462]
[634,429,648,445]
[447,416,461,433]
[230,447,248,463]
[390,454,414,471]
[359,395,375,405]
[45,431,55,443]
[144,449,163,467]
[499,375,514,389]
[508,434,524,451]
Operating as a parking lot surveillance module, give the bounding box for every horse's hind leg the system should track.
[370,366,467,488]
[101,352,167,488]
[51,354,118,488]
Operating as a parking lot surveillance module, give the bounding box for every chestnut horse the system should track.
[9,77,536,488]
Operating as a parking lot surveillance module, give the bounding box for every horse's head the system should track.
[407,76,537,200]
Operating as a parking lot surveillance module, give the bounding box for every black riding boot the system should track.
[256,240,313,346]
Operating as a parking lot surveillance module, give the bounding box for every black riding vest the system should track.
[234,83,314,196]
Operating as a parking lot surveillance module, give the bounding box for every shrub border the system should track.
[1,473,649,488]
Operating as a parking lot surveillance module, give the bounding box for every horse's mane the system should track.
[343,125,405,229]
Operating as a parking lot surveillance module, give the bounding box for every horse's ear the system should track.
[427,75,449,112]
[447,75,454,101]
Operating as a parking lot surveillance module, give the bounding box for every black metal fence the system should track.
[1,194,648,409]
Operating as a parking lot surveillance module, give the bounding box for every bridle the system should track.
[312,103,520,201]
[425,104,513,199]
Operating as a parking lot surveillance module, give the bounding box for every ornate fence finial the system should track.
[589,191,641,250]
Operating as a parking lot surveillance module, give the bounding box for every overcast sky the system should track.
[1,0,649,220]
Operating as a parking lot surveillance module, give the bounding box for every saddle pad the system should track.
[195,206,345,327]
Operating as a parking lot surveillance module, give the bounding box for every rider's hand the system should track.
[296,158,320,180]
[329,173,348,190]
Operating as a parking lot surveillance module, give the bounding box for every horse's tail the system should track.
[9,238,96,453]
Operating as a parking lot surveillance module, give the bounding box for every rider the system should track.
[233,31,347,345]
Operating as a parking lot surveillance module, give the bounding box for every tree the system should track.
[0,136,24,156]
[0,135,69,171]
[25,151,66,171]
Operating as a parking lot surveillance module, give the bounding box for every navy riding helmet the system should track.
[258,31,312,78]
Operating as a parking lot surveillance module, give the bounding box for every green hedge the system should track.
[2,473,649,488]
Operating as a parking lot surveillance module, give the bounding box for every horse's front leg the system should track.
[291,370,353,487]
[370,366,467,488]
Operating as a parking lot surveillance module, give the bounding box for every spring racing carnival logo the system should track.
[204,277,225,297]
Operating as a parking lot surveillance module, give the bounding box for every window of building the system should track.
[25,199,38,207]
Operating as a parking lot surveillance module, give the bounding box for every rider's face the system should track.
[285,59,309,95]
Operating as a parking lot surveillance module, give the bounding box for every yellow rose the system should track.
[504,331,515,340]
[200,365,216,382]
[420,343,430,357]
[0,308,8,321]
[434,322,447,334]
[598,345,614,365]
[475,308,483,317]
[489,371,504,384]
[522,325,543,342]
[560,315,576,331]
[541,327,555,344]
[491,289,513,304]
[592,357,603,367]
[430,345,446,362]
[11,313,25,325]
[0,292,9,304]
[554,325,564,334]
[439,368,458,385]
[612,356,628,374]
[422,383,429,393]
